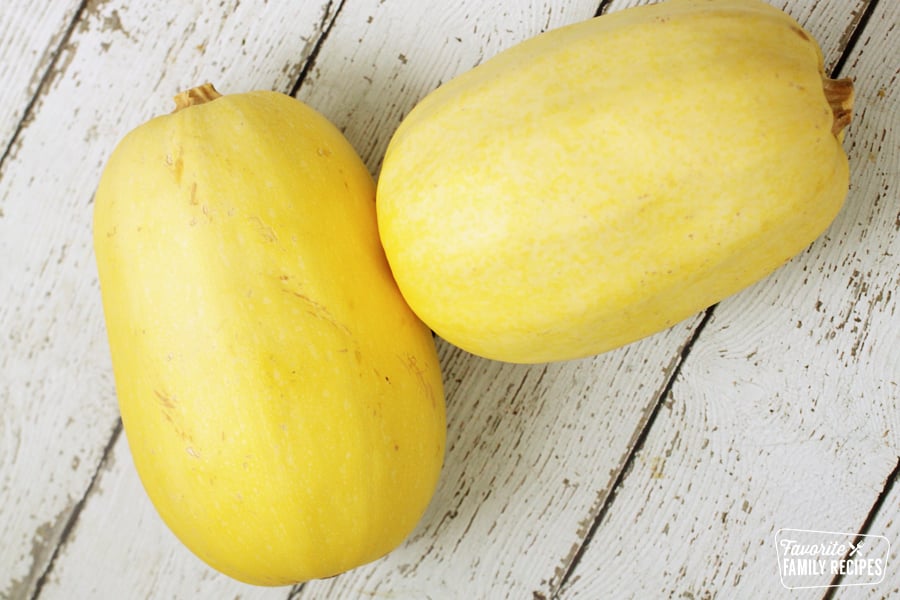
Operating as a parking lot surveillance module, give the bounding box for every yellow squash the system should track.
[93,84,445,585]
[376,0,854,363]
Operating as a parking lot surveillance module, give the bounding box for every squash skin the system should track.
[93,87,445,585]
[376,0,853,363]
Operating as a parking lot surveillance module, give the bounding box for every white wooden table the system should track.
[1,0,897,598]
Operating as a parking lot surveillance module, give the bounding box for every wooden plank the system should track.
[0,1,338,597]
[0,0,81,155]
[35,433,289,600]
[557,0,898,597]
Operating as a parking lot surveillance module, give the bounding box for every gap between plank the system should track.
[4,2,107,597]
[289,0,348,98]
[551,306,718,598]
[594,0,616,17]
[830,0,880,77]
[0,0,89,176]
[30,420,123,599]
[820,457,900,599]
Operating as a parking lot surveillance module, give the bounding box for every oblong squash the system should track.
[376,0,854,363]
[93,84,446,585]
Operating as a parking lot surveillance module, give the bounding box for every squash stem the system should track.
[823,77,854,137]
[173,83,222,112]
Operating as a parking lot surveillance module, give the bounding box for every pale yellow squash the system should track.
[376,0,854,363]
[93,84,445,585]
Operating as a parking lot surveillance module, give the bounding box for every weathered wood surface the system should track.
[0,0,896,598]
[0,0,81,149]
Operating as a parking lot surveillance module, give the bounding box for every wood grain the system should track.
[0,0,80,156]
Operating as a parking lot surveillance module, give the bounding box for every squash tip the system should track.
[173,83,222,112]
[823,76,854,137]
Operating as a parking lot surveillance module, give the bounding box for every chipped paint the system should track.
[0,504,73,600]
